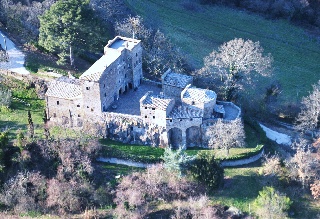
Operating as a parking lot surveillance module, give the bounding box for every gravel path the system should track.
[0,31,30,75]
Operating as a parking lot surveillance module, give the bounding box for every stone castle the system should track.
[45,36,241,148]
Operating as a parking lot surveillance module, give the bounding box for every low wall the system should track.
[220,149,264,167]
[98,148,264,168]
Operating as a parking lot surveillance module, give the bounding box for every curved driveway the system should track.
[0,31,30,75]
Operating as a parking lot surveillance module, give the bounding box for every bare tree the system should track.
[295,80,320,137]
[286,140,318,189]
[198,38,273,100]
[206,118,245,156]
[115,15,151,40]
[310,180,320,199]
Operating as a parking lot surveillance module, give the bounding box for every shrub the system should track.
[190,152,224,190]
[253,186,292,219]
[0,85,11,107]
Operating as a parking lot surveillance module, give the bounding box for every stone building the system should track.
[45,36,241,148]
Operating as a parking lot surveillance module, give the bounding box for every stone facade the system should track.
[45,36,241,148]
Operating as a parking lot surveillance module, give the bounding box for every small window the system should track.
[179,119,182,121]
[192,101,195,105]
[77,104,80,107]
[78,114,81,117]
[153,116,155,119]
[86,87,90,90]
[104,84,105,88]
[190,118,193,121]
[91,108,94,112]
[57,101,59,105]
[87,106,89,108]
[170,119,172,122]
[136,53,138,57]
[145,115,147,118]
[145,107,147,109]
[152,108,155,110]
[53,113,56,118]
[125,74,127,78]
[105,93,107,97]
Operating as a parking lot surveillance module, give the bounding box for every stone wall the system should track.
[46,96,83,127]
[104,112,168,147]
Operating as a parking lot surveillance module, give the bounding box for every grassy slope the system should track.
[125,0,320,104]
[0,77,45,140]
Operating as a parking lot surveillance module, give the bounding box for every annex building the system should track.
[45,36,241,148]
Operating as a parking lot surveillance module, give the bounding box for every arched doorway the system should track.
[186,126,201,147]
[168,127,182,149]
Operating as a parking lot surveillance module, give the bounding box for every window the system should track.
[179,119,182,121]
[170,119,172,122]
[91,108,94,112]
[145,115,147,118]
[136,53,138,57]
[145,107,147,109]
[104,84,105,88]
[105,93,107,97]
[57,101,59,105]
[53,113,56,118]
[87,106,89,108]
[152,108,155,110]
[192,101,195,105]
[125,74,127,78]
[86,87,90,90]
[77,104,80,107]
[190,118,193,121]
[78,114,81,117]
[153,116,155,119]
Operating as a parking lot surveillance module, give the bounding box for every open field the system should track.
[125,0,320,105]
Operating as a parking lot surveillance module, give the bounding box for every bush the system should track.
[0,85,11,107]
[190,152,224,190]
[253,186,292,219]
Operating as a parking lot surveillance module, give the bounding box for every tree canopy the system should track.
[199,38,273,100]
[38,0,108,66]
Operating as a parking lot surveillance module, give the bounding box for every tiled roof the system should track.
[163,72,192,88]
[183,87,216,103]
[79,50,121,81]
[169,104,203,119]
[141,93,173,111]
[46,77,82,99]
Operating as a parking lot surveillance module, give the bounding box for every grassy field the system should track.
[0,76,45,140]
[125,0,320,105]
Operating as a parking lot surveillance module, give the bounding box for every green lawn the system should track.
[0,77,45,140]
[125,0,320,104]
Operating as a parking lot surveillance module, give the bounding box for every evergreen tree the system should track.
[38,0,108,66]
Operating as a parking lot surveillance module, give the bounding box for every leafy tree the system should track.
[310,180,320,199]
[253,186,292,219]
[295,80,320,137]
[38,0,107,66]
[0,131,9,172]
[206,118,245,156]
[190,152,224,190]
[198,38,273,100]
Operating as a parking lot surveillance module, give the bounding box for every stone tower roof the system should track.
[169,104,203,119]
[162,69,193,88]
[46,76,82,99]
[140,92,174,110]
[182,86,217,103]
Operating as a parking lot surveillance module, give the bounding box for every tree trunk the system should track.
[69,45,74,66]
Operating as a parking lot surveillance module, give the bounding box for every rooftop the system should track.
[162,70,193,88]
[45,77,82,99]
[105,36,140,52]
[183,86,216,103]
[141,92,174,111]
[169,104,203,119]
[80,51,121,81]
